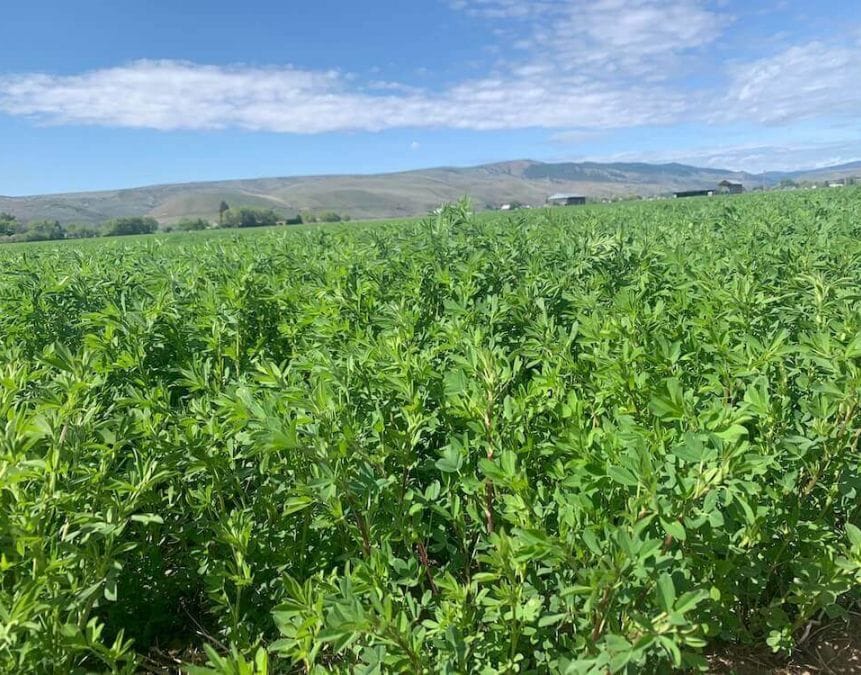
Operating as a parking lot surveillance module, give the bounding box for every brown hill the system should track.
[1,159,856,225]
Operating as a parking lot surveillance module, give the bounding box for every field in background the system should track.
[1,190,861,672]
[2,214,402,250]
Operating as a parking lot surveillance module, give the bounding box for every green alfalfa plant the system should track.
[185,643,270,675]
[1,189,861,671]
[429,195,473,240]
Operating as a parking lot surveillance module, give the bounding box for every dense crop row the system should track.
[1,192,861,672]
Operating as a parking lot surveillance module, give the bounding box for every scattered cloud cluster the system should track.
[719,40,861,124]
[0,59,683,133]
[580,138,861,173]
[0,1,858,137]
[475,0,729,78]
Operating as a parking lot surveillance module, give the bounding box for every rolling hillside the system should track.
[0,159,857,225]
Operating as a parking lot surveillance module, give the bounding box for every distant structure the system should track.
[675,180,744,199]
[828,180,846,188]
[674,189,713,199]
[547,193,586,206]
[500,202,529,211]
[718,180,744,194]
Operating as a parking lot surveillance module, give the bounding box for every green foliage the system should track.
[1,191,861,672]
[101,216,159,236]
[0,214,162,243]
[221,207,281,229]
[300,212,350,224]
[13,218,66,241]
[175,217,211,231]
[0,211,18,236]
[64,222,102,239]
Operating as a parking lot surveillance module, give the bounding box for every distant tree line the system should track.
[216,204,350,227]
[0,203,353,244]
[220,207,284,228]
[0,213,161,243]
[299,211,351,223]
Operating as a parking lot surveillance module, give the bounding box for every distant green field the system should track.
[2,190,861,673]
[2,214,415,250]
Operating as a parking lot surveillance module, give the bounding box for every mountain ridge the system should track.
[1,159,858,225]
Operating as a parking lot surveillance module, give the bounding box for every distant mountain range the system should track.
[1,159,859,225]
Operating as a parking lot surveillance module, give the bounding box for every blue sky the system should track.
[1,0,860,195]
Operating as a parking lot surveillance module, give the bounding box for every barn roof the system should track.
[547,193,584,200]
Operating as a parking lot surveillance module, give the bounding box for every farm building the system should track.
[547,193,586,206]
[718,180,744,194]
[674,189,713,198]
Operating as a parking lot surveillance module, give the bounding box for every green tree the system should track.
[221,207,280,229]
[101,216,159,237]
[15,219,65,242]
[64,223,100,239]
[0,212,18,237]
[219,201,230,226]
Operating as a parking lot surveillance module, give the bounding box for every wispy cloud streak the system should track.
[0,2,858,134]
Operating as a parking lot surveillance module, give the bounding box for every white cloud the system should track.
[454,0,728,79]
[0,58,687,133]
[577,139,861,173]
[549,129,609,144]
[0,2,858,139]
[449,0,557,20]
[718,40,861,124]
[1,61,347,132]
[366,80,423,94]
[410,141,421,150]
